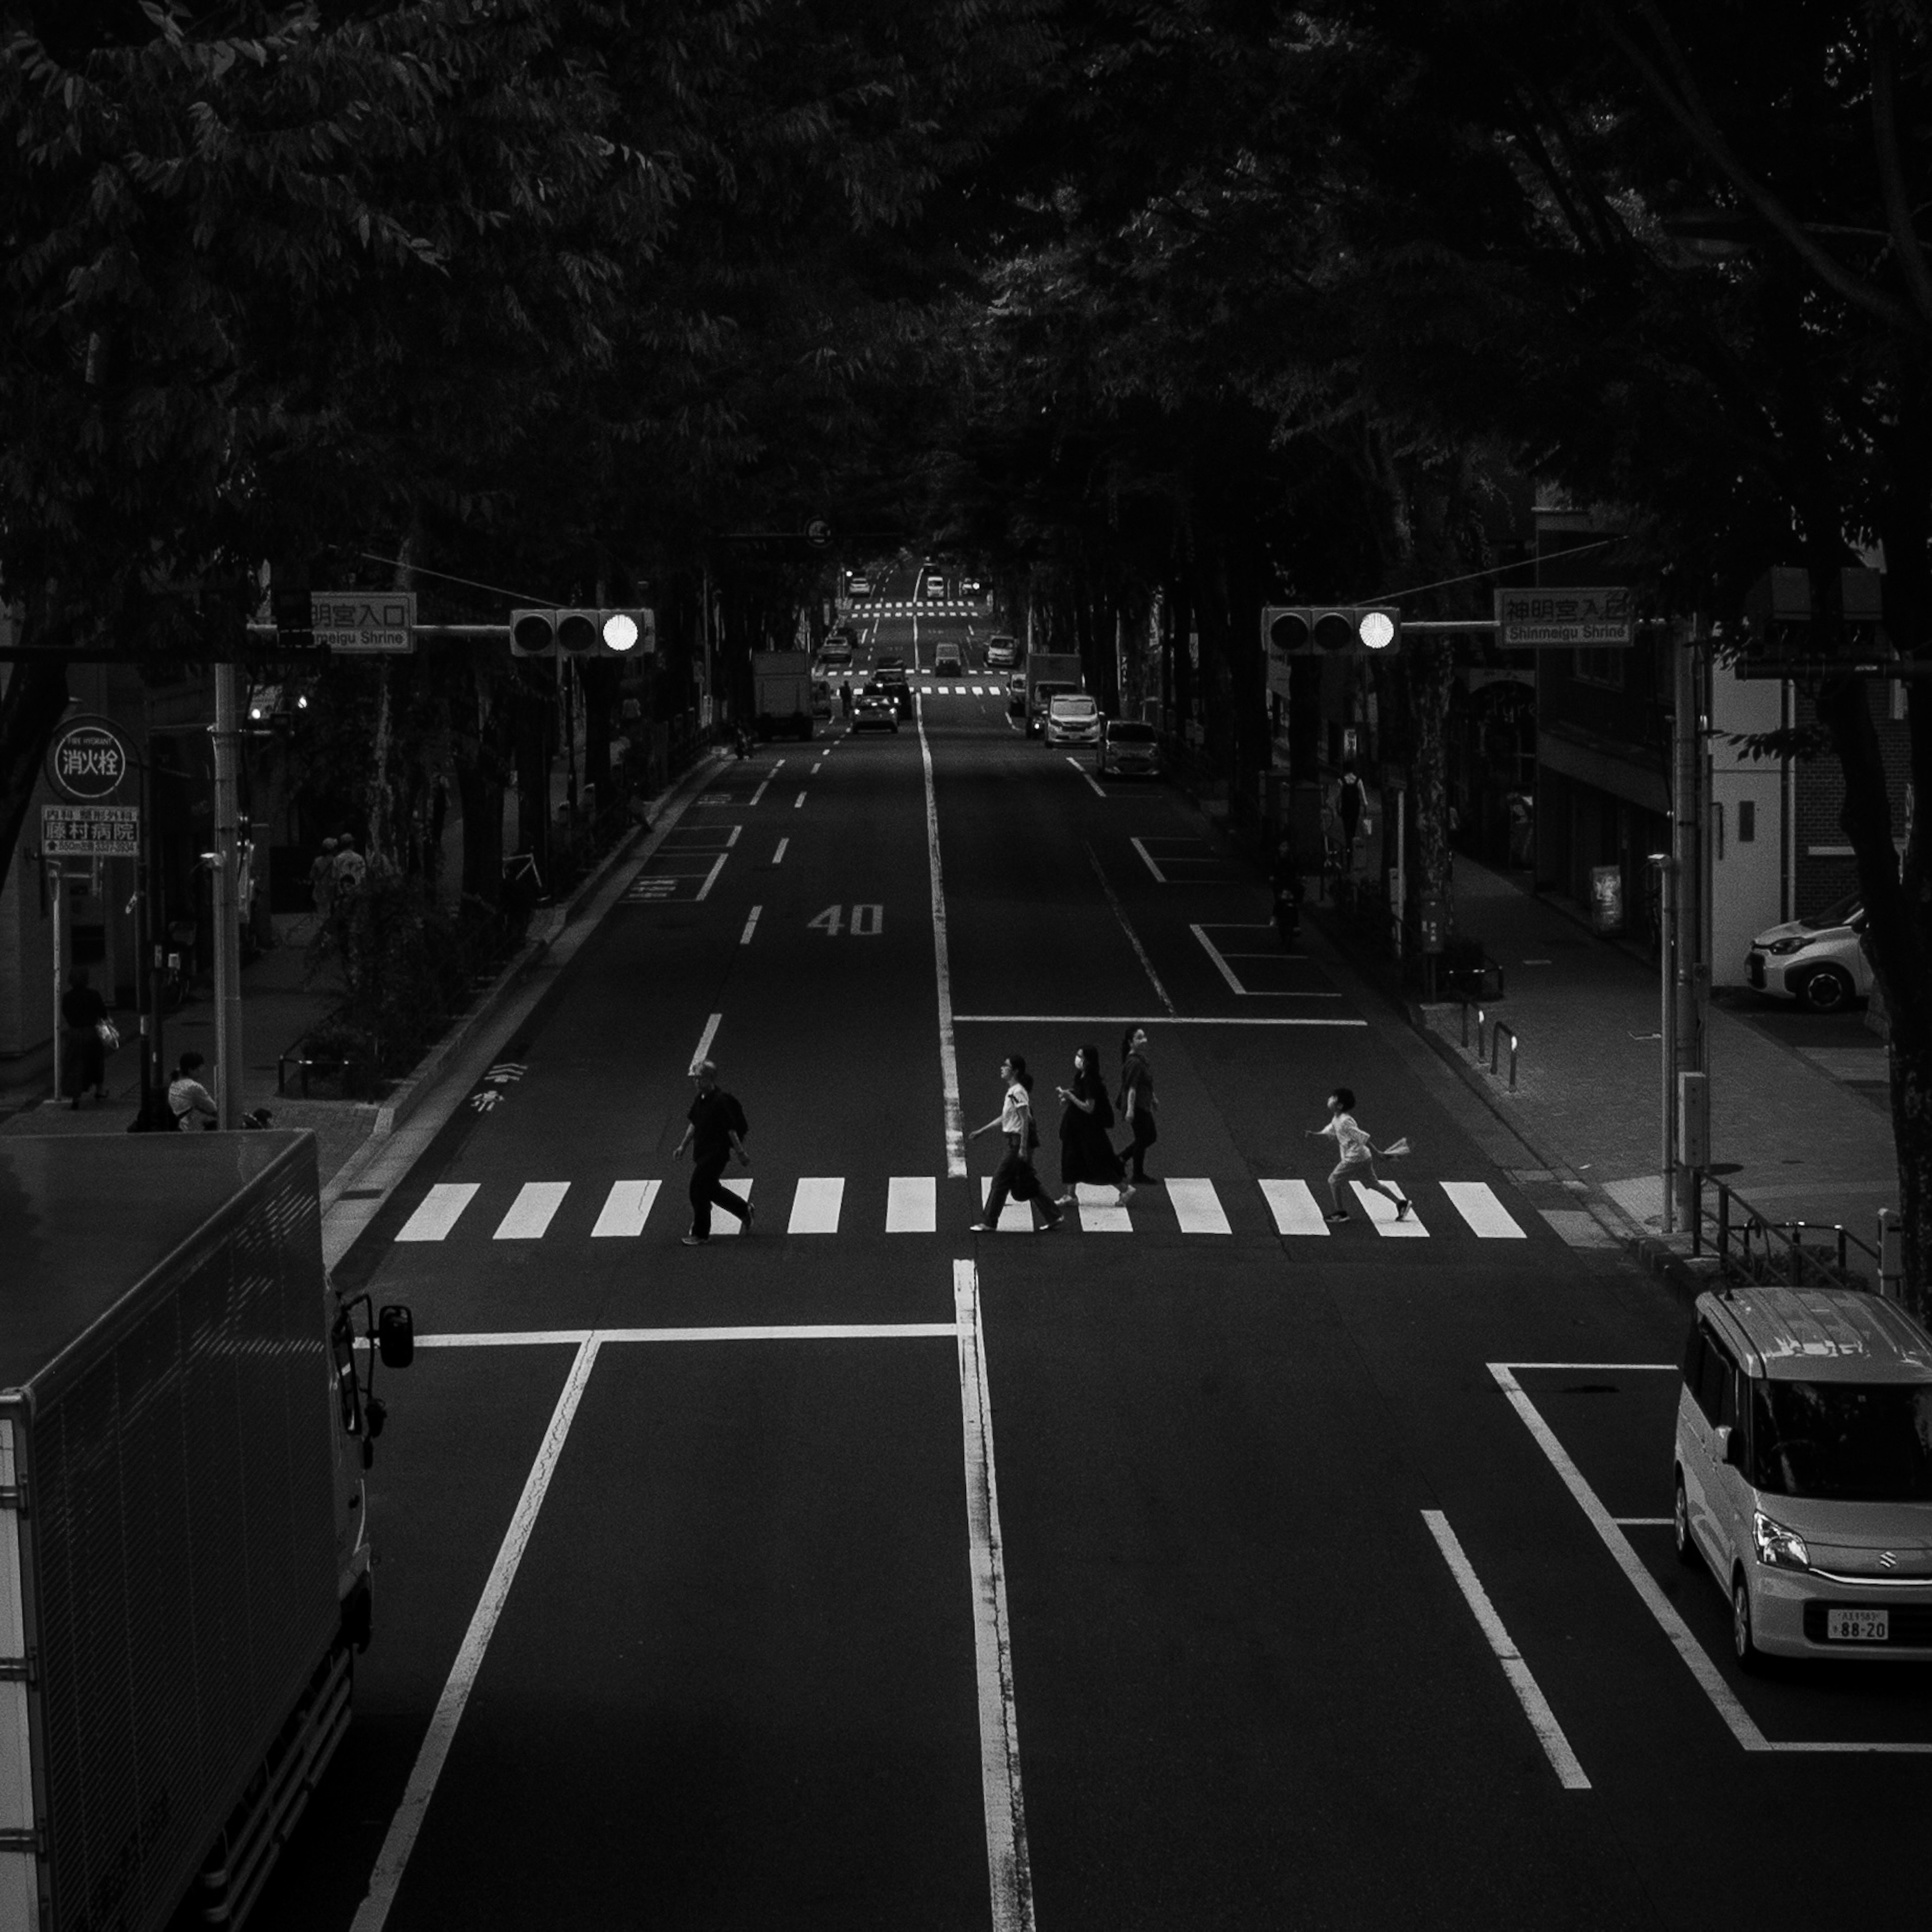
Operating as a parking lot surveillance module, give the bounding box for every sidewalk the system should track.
[1403,853,1897,1252]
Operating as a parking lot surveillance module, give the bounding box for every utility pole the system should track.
[211,661,245,1129]
[1669,621,1711,1229]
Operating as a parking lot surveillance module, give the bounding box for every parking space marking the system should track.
[1423,1510,1591,1789]
[1501,1365,1932,1752]
[1190,923,1343,997]
[1086,843,1174,1014]
[1130,837,1169,883]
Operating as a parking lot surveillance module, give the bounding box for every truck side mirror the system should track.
[377,1304,415,1368]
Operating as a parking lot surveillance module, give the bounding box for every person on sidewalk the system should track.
[969,1055,1062,1233]
[673,1058,752,1244]
[1309,1086,1409,1224]
[308,838,338,929]
[1053,1043,1133,1209]
[168,1052,219,1131]
[59,967,110,1107]
[1117,1026,1160,1183]
[1333,763,1370,876]
[332,834,367,893]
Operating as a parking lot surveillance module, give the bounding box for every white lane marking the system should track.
[726,825,742,846]
[689,1012,722,1071]
[887,1176,937,1232]
[772,758,786,770]
[1441,1180,1526,1239]
[418,1325,957,1346]
[917,703,968,1177]
[591,1180,660,1238]
[1084,843,1174,1015]
[1067,757,1105,799]
[395,1182,479,1242]
[1614,1517,1676,1527]
[812,761,823,774]
[1073,1183,1132,1231]
[788,1176,844,1234]
[1129,837,1168,882]
[971,684,985,696]
[695,852,729,901]
[954,1260,1037,1932]
[952,1014,1369,1027]
[350,1336,602,1932]
[1168,1177,1232,1234]
[773,837,789,864]
[1353,1181,1426,1235]
[1258,1178,1327,1236]
[793,790,807,809]
[980,1178,1036,1232]
[749,780,769,806]
[709,1176,753,1235]
[1421,1510,1591,1791]
[1489,1363,1768,1751]
[493,1182,570,1240]
[1190,923,1247,996]
[740,905,761,945]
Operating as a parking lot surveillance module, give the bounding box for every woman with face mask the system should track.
[1053,1042,1132,1209]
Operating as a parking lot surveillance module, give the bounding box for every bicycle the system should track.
[501,850,545,896]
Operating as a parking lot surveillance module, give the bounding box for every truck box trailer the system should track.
[752,651,815,741]
[0,1133,411,1932]
[1020,652,1085,734]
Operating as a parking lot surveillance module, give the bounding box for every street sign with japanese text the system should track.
[42,802,139,856]
[311,591,416,653]
[1495,586,1634,649]
[46,716,132,800]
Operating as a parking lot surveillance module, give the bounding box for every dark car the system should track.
[819,632,854,668]
[852,683,900,733]
[1097,717,1161,778]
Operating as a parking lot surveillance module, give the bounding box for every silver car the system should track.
[1745,892,1870,1011]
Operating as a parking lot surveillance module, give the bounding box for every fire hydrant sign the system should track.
[43,803,139,856]
[312,591,416,653]
[1495,586,1634,648]
[47,717,132,800]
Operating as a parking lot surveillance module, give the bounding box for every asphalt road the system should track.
[260,560,1932,1931]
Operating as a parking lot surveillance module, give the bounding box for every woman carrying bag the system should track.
[968,1054,1064,1234]
[1117,1026,1160,1184]
[1054,1043,1133,1209]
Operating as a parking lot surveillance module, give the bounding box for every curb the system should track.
[318,748,730,1213]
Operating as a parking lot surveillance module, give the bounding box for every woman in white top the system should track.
[1309,1085,1408,1224]
[967,1055,1063,1233]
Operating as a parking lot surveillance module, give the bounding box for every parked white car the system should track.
[1745,892,1870,1011]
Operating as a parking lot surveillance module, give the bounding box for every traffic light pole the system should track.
[211,661,245,1129]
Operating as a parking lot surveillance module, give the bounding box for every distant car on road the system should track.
[985,635,1018,669]
[932,641,963,674]
[872,653,906,682]
[818,633,854,668]
[1006,671,1026,716]
[1746,893,1870,1011]
[1045,692,1102,746]
[852,684,899,733]
[1026,680,1080,737]
[924,574,946,597]
[1097,717,1160,777]
[848,576,872,597]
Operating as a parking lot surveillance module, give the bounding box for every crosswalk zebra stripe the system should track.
[1258,1178,1327,1236]
[789,1177,845,1234]
[711,1177,753,1234]
[980,1178,1037,1233]
[1440,1181,1525,1239]
[1169,1177,1232,1234]
[591,1180,660,1238]
[1353,1181,1427,1236]
[887,1176,936,1232]
[494,1181,571,1240]
[395,1182,479,1242]
[1073,1182,1132,1232]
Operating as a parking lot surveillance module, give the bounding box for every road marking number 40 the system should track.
[808,904,884,936]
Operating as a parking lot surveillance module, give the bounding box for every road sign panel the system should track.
[1495,586,1633,648]
[311,592,416,653]
[42,803,139,856]
[47,717,133,800]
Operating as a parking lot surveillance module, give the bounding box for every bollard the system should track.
[1878,1208,1903,1301]
[1460,1000,1469,1050]
[1475,1005,1486,1059]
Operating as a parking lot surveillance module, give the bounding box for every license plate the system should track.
[1826,1606,1889,1642]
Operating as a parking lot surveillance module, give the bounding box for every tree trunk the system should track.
[0,656,72,904]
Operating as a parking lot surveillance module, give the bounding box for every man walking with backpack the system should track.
[674,1059,753,1244]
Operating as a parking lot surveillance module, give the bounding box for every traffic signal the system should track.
[1261,605,1401,658]
[510,608,656,658]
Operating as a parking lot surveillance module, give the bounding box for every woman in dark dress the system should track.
[1117,1024,1160,1183]
[1053,1042,1132,1208]
[59,965,109,1106]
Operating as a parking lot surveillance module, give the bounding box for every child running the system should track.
[1309,1086,1409,1224]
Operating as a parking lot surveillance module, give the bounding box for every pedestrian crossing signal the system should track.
[510,608,656,658]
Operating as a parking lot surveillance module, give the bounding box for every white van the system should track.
[1674,1286,1932,1668]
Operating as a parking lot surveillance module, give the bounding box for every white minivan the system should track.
[1674,1286,1932,1668]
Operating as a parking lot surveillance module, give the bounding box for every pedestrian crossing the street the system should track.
[392,1173,1535,1244]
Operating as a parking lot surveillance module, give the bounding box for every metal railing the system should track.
[1689,1170,1879,1293]
[1457,1001,1519,1090]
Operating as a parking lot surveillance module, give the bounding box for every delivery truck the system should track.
[752,650,815,741]
[0,1132,413,1932]
[1018,652,1085,735]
